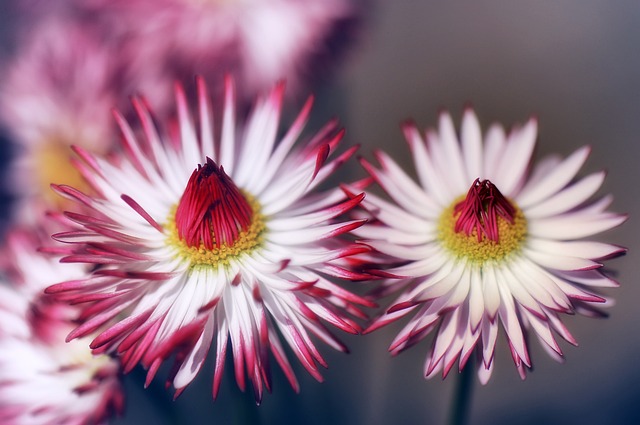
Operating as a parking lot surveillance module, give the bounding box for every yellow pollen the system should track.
[36,141,88,206]
[166,194,266,270]
[438,196,527,264]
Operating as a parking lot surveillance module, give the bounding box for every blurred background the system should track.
[1,1,638,424]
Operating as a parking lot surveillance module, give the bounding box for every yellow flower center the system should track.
[166,195,266,270]
[35,141,88,206]
[437,194,527,264]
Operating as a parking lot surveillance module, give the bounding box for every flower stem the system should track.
[448,360,475,425]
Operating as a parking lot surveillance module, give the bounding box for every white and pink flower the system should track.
[46,77,373,401]
[0,230,123,425]
[355,110,626,383]
[0,18,122,218]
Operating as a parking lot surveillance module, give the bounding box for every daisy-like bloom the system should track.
[79,0,360,105]
[355,110,626,383]
[0,230,123,424]
[0,18,121,218]
[46,77,372,402]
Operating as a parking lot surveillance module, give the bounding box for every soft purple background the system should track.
[1,2,638,424]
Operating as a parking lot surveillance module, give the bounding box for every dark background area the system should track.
[1,2,639,424]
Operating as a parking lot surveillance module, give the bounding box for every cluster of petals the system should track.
[78,0,361,106]
[0,18,121,218]
[354,110,626,383]
[46,77,373,402]
[0,230,123,425]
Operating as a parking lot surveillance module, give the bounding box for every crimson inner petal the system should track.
[453,178,516,242]
[175,157,253,249]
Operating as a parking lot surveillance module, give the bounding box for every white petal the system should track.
[252,98,313,195]
[414,263,466,304]
[461,109,483,181]
[496,273,530,366]
[579,194,614,214]
[374,151,444,217]
[482,124,506,182]
[353,223,435,246]
[554,269,619,288]
[268,220,364,245]
[240,91,282,189]
[392,250,451,277]
[176,88,202,171]
[526,238,623,260]
[365,240,441,261]
[426,129,463,196]
[219,77,236,175]
[523,247,601,271]
[438,113,469,193]
[439,265,471,311]
[480,317,498,370]
[497,263,546,317]
[174,317,215,388]
[260,165,318,214]
[362,181,441,224]
[155,274,202,341]
[468,267,484,331]
[517,146,590,207]
[280,187,346,217]
[481,264,501,319]
[493,119,537,196]
[528,213,626,239]
[522,310,562,355]
[404,125,452,205]
[545,275,605,303]
[429,308,462,370]
[523,171,606,218]
[516,155,561,194]
[477,359,494,385]
[543,308,577,345]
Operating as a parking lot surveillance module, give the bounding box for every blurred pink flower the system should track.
[80,0,361,105]
[0,19,122,218]
[355,110,626,383]
[46,77,372,402]
[0,230,123,425]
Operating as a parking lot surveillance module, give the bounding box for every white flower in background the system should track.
[0,230,123,425]
[355,109,626,383]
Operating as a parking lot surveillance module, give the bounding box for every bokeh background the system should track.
[1,1,638,424]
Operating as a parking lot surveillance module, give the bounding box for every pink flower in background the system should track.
[355,110,626,383]
[46,77,373,402]
[0,230,123,425]
[0,19,122,217]
[80,0,361,105]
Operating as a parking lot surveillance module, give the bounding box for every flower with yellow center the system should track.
[46,77,372,402]
[0,229,123,424]
[354,109,626,383]
[0,19,120,220]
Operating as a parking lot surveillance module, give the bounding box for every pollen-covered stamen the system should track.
[454,178,516,242]
[175,157,253,249]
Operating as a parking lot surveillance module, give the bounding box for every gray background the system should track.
[2,1,639,424]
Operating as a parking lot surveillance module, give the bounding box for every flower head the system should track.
[356,110,626,383]
[78,0,360,106]
[0,18,121,217]
[47,77,372,402]
[0,230,123,425]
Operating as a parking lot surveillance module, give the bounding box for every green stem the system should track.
[448,360,475,425]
